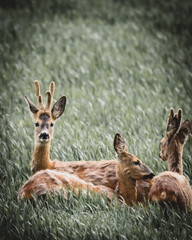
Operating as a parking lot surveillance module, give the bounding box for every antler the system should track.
[34,80,44,110]
[45,82,55,111]
[167,108,182,127]
[176,108,182,126]
[166,108,182,139]
[167,108,174,125]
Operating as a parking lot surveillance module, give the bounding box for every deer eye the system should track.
[133,161,140,166]
[35,122,39,127]
[50,123,54,127]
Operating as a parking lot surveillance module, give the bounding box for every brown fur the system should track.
[19,134,154,205]
[25,81,66,174]
[149,108,192,212]
[25,81,154,203]
[160,109,191,174]
[31,142,55,173]
[149,172,192,211]
[53,159,153,203]
[19,169,115,201]
[114,133,154,205]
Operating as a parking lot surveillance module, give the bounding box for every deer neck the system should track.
[31,141,52,174]
[167,139,183,175]
[117,169,137,206]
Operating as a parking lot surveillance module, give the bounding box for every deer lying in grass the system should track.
[19,134,154,205]
[26,81,153,203]
[114,133,154,205]
[148,108,192,212]
[19,169,115,201]
[25,80,66,174]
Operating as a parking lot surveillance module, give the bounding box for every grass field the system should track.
[0,0,192,239]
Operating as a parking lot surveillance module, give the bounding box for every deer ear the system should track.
[114,133,128,155]
[51,96,66,120]
[178,120,191,144]
[166,117,180,140]
[25,96,39,114]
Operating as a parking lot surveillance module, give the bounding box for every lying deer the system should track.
[25,80,66,174]
[19,134,154,205]
[26,81,153,203]
[148,108,192,212]
[114,133,154,205]
[19,169,115,201]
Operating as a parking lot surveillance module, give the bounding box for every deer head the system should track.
[25,81,66,144]
[160,108,191,162]
[114,133,154,180]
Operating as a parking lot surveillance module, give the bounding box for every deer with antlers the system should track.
[26,81,153,204]
[25,80,66,174]
[148,108,192,212]
[19,133,154,205]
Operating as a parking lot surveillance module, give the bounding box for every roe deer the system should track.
[53,160,153,203]
[148,108,192,212]
[26,81,153,203]
[19,169,115,201]
[19,134,154,205]
[25,81,66,174]
[114,133,154,205]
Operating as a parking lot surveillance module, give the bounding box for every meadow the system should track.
[0,0,192,239]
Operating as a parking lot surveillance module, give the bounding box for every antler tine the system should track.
[50,81,55,97]
[167,108,174,125]
[34,80,40,98]
[176,108,182,130]
[34,80,44,110]
[45,91,51,111]
[45,82,55,111]
[177,108,182,120]
[38,95,44,110]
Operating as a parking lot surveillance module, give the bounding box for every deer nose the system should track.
[143,171,155,180]
[39,132,49,140]
[148,173,155,179]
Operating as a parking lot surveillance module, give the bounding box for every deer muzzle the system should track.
[39,131,50,142]
[145,172,155,180]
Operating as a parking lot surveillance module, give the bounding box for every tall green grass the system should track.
[0,1,192,239]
